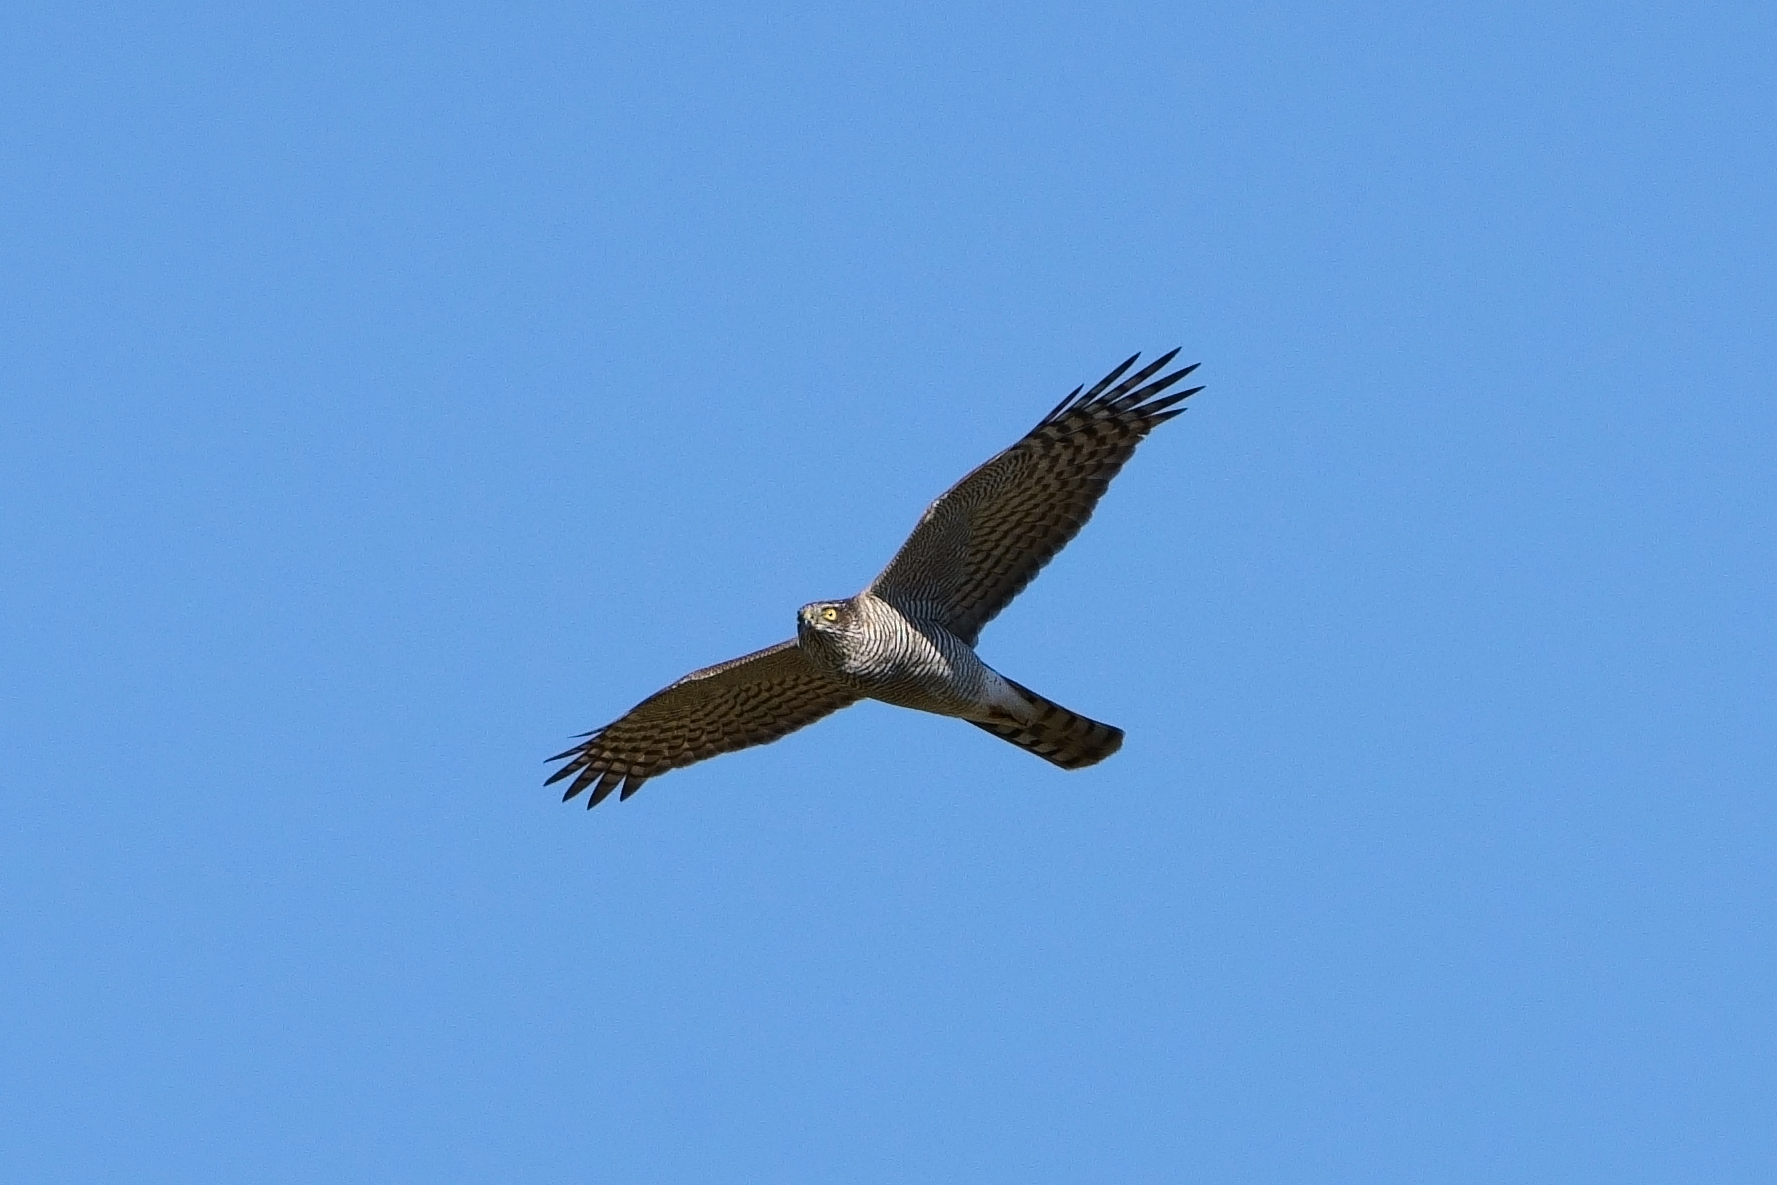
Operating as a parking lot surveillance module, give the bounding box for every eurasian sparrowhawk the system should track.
[548,351,1202,808]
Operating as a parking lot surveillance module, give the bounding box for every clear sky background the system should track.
[4,2,1773,1181]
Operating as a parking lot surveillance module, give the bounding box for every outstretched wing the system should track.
[546,640,861,808]
[867,351,1201,644]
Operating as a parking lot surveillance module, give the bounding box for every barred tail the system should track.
[969,679,1124,770]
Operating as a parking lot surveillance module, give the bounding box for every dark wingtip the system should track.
[588,768,624,808]
[1138,383,1206,418]
[555,755,602,800]
[1078,353,1142,405]
[1103,350,1184,405]
[1047,352,1197,425]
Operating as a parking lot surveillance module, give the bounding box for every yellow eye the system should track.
[821,606,839,622]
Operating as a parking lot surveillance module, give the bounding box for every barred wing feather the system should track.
[867,351,1201,644]
[546,640,861,807]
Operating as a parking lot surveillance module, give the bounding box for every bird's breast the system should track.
[830,599,992,716]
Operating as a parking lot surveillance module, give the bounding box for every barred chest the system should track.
[837,596,993,715]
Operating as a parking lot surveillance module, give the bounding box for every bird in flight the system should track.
[548,350,1203,808]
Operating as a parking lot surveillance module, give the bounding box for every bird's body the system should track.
[795,593,1029,723]
[548,351,1203,808]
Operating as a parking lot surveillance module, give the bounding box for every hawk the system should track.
[548,350,1203,808]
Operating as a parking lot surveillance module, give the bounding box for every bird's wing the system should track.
[867,351,1201,644]
[546,640,861,807]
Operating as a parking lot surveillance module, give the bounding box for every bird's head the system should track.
[798,598,853,632]
[796,598,859,662]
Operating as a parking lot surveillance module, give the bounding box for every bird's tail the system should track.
[970,679,1124,770]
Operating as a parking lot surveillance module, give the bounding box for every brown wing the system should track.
[867,351,1202,644]
[546,640,861,808]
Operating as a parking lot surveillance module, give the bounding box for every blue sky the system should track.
[4,2,1773,1181]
